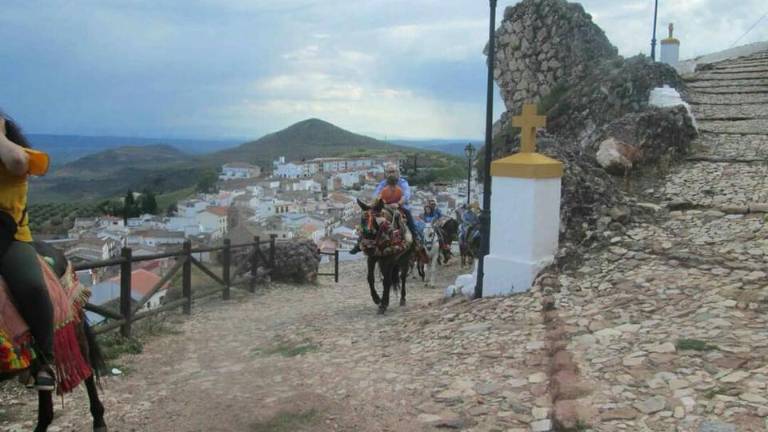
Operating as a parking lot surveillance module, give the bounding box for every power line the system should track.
[730,10,768,48]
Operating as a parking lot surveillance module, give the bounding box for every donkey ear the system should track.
[357,198,370,211]
[373,198,384,211]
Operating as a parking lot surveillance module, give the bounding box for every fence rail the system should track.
[317,249,340,283]
[75,235,339,337]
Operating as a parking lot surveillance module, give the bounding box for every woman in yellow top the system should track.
[0,113,55,391]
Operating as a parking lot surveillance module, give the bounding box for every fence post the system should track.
[182,240,192,314]
[120,247,132,338]
[250,236,260,293]
[334,249,339,283]
[269,234,277,270]
[222,238,231,300]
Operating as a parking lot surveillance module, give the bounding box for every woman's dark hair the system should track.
[1,111,31,148]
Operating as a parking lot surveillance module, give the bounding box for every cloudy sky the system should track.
[1,0,766,141]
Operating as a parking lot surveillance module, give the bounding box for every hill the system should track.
[28,134,241,166]
[29,144,207,203]
[28,118,465,203]
[52,144,196,179]
[207,118,410,166]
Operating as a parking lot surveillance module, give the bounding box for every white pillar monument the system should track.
[482,104,563,296]
[660,23,680,67]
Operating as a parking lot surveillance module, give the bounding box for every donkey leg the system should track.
[430,251,439,288]
[367,257,380,305]
[34,390,54,432]
[379,264,390,314]
[399,264,407,307]
[84,376,108,431]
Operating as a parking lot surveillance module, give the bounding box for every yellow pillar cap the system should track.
[490,152,563,179]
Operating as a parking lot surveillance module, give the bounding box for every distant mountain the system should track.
[30,144,205,203]
[28,118,461,203]
[207,118,409,166]
[51,144,196,179]
[392,139,483,157]
[28,134,241,166]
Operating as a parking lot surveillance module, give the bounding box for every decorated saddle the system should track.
[0,255,92,394]
[360,205,413,257]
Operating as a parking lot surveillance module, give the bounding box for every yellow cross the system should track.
[512,104,546,153]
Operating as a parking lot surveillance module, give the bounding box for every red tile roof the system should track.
[108,269,169,297]
[204,206,229,217]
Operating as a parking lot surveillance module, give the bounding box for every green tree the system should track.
[124,190,135,209]
[166,202,178,216]
[195,170,218,193]
[139,189,158,215]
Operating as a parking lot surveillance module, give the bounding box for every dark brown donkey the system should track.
[357,199,416,314]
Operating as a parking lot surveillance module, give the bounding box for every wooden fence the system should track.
[76,235,338,337]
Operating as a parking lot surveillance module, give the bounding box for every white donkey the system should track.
[422,223,441,287]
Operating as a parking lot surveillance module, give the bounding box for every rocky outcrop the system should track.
[489,0,694,246]
[263,239,320,283]
[492,0,618,111]
[232,239,320,284]
[594,106,698,173]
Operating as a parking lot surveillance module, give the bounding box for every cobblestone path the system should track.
[549,49,768,431]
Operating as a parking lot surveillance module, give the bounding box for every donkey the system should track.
[420,223,441,287]
[438,218,459,264]
[357,199,415,314]
[0,241,107,432]
[459,222,481,267]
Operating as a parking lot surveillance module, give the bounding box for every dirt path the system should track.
[2,258,550,432]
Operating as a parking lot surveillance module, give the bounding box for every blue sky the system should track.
[1,0,766,141]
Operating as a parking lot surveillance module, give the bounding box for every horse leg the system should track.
[34,390,54,432]
[367,257,380,305]
[85,376,107,431]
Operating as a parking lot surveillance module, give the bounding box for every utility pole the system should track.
[475,0,497,299]
[650,0,659,60]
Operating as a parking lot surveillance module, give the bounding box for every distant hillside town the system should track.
[51,153,479,320]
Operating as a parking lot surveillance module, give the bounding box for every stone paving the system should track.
[549,49,768,431]
[694,133,768,159]
[692,104,768,120]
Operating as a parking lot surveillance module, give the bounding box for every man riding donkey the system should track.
[0,114,56,391]
[458,202,481,266]
[418,198,456,260]
[350,162,422,254]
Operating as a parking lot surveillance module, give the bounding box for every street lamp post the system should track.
[650,0,659,60]
[464,143,476,205]
[475,0,497,300]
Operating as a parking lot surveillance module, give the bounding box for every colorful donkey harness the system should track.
[0,255,92,394]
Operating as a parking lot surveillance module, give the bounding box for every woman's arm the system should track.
[0,118,29,176]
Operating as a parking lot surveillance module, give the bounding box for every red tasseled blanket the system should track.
[0,257,92,394]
